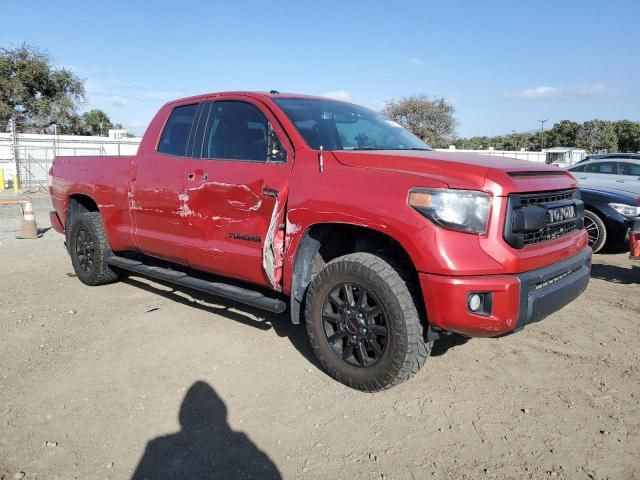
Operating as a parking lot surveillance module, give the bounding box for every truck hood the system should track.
[332,150,578,195]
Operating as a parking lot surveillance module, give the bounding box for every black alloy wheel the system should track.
[75,228,95,273]
[322,282,389,368]
[305,252,431,391]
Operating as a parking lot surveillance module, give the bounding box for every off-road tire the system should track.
[305,252,431,392]
[585,210,607,253]
[69,212,119,286]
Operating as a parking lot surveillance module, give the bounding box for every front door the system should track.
[184,99,294,289]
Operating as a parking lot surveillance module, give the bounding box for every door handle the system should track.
[615,179,624,183]
[187,171,208,181]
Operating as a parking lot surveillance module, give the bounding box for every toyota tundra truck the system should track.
[49,92,591,391]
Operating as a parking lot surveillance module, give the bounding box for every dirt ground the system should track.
[1,195,639,480]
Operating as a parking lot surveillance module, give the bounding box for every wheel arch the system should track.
[65,194,100,251]
[288,222,422,324]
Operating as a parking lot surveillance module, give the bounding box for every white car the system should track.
[567,158,640,195]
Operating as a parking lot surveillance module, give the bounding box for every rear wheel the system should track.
[69,212,119,285]
[305,252,430,392]
[584,210,607,253]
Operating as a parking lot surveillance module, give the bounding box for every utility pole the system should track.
[53,123,58,157]
[538,119,548,151]
[9,118,20,193]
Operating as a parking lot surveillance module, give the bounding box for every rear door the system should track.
[129,102,200,264]
[616,162,640,194]
[183,98,294,289]
[574,161,619,187]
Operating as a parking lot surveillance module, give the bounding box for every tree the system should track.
[0,43,85,132]
[383,95,457,148]
[576,120,618,153]
[613,120,640,152]
[79,109,113,136]
[546,120,580,147]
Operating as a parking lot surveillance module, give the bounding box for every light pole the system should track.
[538,119,548,151]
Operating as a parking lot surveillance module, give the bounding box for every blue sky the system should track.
[3,0,639,137]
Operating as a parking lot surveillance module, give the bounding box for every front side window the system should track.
[202,101,269,161]
[273,98,431,151]
[157,103,199,157]
[568,165,585,172]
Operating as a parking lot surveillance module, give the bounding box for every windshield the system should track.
[273,98,431,151]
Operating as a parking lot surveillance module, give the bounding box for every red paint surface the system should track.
[419,272,520,337]
[50,91,590,337]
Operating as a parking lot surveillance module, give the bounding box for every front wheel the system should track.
[584,210,607,253]
[305,252,431,392]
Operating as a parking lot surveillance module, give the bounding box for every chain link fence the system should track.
[0,133,141,191]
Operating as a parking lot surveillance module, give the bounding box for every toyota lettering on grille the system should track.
[548,205,576,224]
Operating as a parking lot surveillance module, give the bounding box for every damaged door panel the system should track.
[262,190,287,290]
[184,98,294,288]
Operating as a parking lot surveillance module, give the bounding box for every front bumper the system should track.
[419,247,592,337]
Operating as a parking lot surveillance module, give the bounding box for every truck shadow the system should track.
[121,276,320,368]
[121,276,469,372]
[430,334,469,356]
[131,380,281,480]
[590,263,639,284]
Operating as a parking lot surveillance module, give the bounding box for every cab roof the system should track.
[165,91,348,106]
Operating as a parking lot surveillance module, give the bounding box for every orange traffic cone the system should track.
[16,197,38,239]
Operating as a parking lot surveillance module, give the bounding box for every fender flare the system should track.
[289,226,331,324]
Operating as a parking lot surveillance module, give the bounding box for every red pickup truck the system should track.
[49,92,591,391]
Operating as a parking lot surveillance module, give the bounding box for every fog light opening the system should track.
[467,292,492,316]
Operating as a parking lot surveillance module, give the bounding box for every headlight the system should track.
[609,203,640,217]
[408,188,491,234]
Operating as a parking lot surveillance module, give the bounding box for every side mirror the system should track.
[267,124,287,163]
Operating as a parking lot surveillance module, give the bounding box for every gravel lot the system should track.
[1,195,639,480]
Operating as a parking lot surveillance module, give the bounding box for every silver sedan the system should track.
[567,158,640,194]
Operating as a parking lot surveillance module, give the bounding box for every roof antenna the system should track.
[270,90,280,95]
[319,145,324,173]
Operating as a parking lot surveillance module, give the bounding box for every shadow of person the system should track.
[131,381,281,480]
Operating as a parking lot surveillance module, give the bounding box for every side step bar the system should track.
[108,256,287,314]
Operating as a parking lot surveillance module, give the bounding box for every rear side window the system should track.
[568,165,585,172]
[158,104,199,157]
[620,162,640,175]
[202,101,268,161]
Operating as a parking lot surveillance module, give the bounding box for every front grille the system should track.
[504,189,584,249]
[523,220,579,246]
